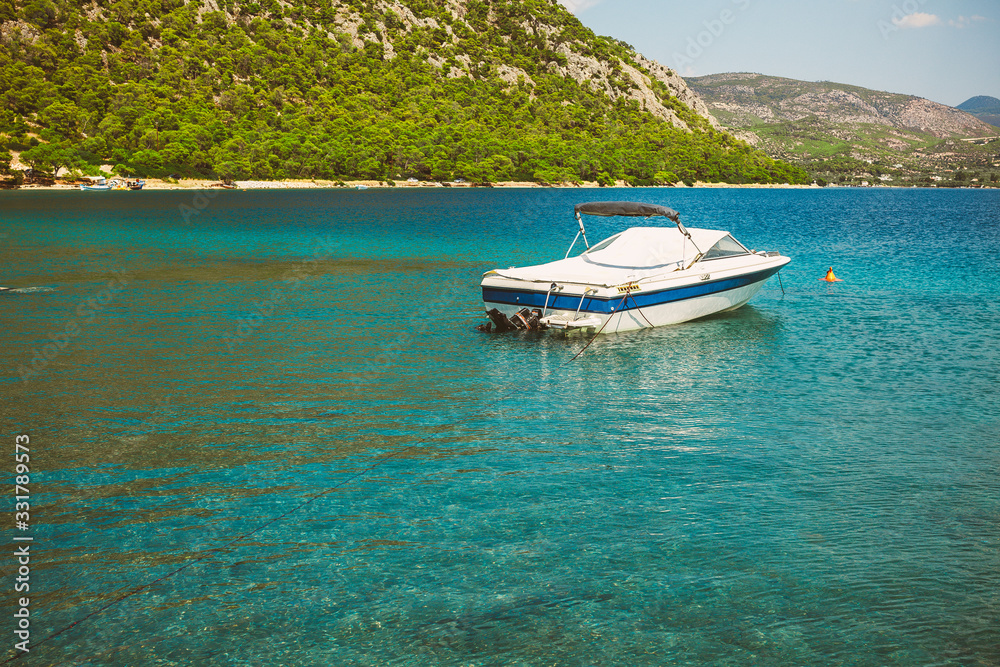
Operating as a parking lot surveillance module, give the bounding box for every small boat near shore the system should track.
[79,177,145,190]
[80,177,113,191]
[480,201,790,334]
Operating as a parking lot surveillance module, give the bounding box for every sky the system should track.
[558,0,999,107]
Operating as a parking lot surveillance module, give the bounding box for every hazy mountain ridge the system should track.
[686,73,1000,187]
[957,96,1000,128]
[689,73,994,138]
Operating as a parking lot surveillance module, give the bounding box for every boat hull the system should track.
[482,258,788,334]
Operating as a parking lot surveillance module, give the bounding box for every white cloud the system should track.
[948,15,988,29]
[558,0,604,14]
[893,12,941,29]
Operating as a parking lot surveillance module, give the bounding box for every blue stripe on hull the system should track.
[482,267,781,314]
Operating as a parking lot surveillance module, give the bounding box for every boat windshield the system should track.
[583,233,622,254]
[701,234,750,260]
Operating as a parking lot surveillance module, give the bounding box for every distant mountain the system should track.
[957,96,1000,128]
[687,73,1000,186]
[689,73,994,137]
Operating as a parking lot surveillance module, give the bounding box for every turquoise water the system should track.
[2,187,999,665]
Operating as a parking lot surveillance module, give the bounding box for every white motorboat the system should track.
[480,201,790,334]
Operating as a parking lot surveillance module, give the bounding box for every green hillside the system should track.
[0,0,807,186]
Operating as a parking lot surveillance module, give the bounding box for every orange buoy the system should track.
[822,267,843,282]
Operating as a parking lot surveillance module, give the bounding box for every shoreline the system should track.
[9,178,829,191]
[6,178,997,191]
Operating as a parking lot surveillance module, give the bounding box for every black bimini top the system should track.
[574,201,680,222]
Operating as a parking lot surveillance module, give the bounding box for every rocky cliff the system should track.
[266,0,721,131]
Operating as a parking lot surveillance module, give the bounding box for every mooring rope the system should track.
[9,265,793,663]
[564,290,630,364]
[625,292,655,329]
